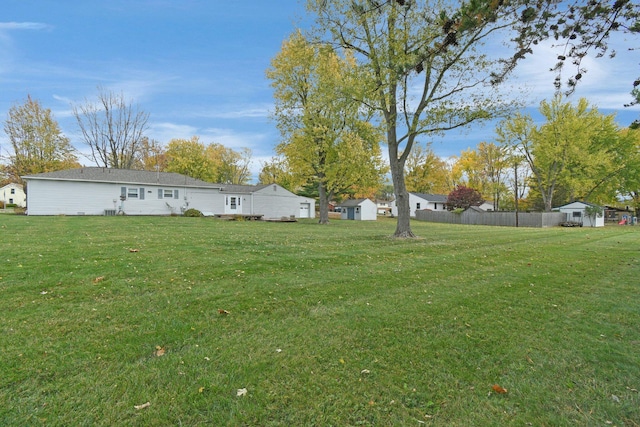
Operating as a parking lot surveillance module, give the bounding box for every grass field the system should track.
[1,215,639,426]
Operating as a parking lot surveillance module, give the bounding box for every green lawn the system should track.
[1,215,638,426]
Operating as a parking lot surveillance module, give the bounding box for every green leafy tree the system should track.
[206,144,252,185]
[165,137,215,181]
[267,31,386,224]
[405,144,453,195]
[258,156,298,190]
[3,95,78,183]
[497,96,626,211]
[307,0,638,237]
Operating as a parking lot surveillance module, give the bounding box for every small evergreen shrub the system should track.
[183,208,203,217]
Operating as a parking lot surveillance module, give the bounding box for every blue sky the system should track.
[1,0,638,181]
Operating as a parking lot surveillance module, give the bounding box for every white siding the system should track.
[26,180,226,216]
[251,184,315,219]
[26,179,315,218]
[1,183,26,207]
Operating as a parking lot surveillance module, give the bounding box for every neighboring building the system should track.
[477,201,494,211]
[22,167,315,219]
[555,201,605,227]
[0,183,26,207]
[391,193,448,217]
[375,199,393,216]
[337,198,377,221]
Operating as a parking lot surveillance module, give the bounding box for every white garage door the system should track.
[299,203,310,218]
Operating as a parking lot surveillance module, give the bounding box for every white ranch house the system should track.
[391,193,448,217]
[337,198,377,221]
[22,168,315,219]
[1,182,26,207]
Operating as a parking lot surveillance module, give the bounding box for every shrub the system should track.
[183,208,203,217]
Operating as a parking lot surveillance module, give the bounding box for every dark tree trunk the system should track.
[317,178,330,225]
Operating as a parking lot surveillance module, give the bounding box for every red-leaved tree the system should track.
[446,185,484,210]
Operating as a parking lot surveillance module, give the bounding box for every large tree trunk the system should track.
[388,130,416,238]
[317,179,330,225]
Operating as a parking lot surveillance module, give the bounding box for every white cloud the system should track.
[148,122,200,143]
[0,22,51,31]
[196,104,272,119]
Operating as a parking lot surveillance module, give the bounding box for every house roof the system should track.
[555,201,603,209]
[412,193,448,203]
[337,198,371,207]
[22,167,224,188]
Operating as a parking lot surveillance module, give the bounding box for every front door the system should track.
[225,195,241,214]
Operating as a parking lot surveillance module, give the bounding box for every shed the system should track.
[555,201,605,227]
[337,198,377,221]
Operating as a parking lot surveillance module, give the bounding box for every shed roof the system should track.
[337,198,372,207]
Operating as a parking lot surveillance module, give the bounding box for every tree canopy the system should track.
[267,31,386,224]
[3,96,78,183]
[306,0,638,236]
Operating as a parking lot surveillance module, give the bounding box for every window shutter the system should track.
[174,190,179,199]
[158,189,163,199]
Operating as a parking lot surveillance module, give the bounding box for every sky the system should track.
[1,0,639,182]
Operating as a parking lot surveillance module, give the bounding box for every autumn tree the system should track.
[307,0,638,237]
[497,96,626,211]
[165,137,215,181]
[206,143,252,185]
[452,142,508,210]
[164,137,253,184]
[3,96,78,183]
[73,87,149,169]
[405,144,452,195]
[136,137,167,171]
[267,31,386,224]
[258,156,298,190]
[446,185,484,210]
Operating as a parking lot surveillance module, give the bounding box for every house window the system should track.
[230,197,237,209]
[10,188,15,194]
[416,203,421,210]
[127,188,139,199]
[158,189,179,199]
[572,211,582,218]
[9,198,13,204]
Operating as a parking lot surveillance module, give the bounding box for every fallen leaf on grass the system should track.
[154,346,166,357]
[93,276,105,283]
[218,309,230,315]
[129,248,139,253]
[237,388,247,397]
[134,402,151,410]
[492,384,508,394]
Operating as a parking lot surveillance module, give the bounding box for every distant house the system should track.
[22,167,315,219]
[0,183,26,207]
[337,198,377,221]
[555,201,605,227]
[391,193,448,217]
[375,199,393,216]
